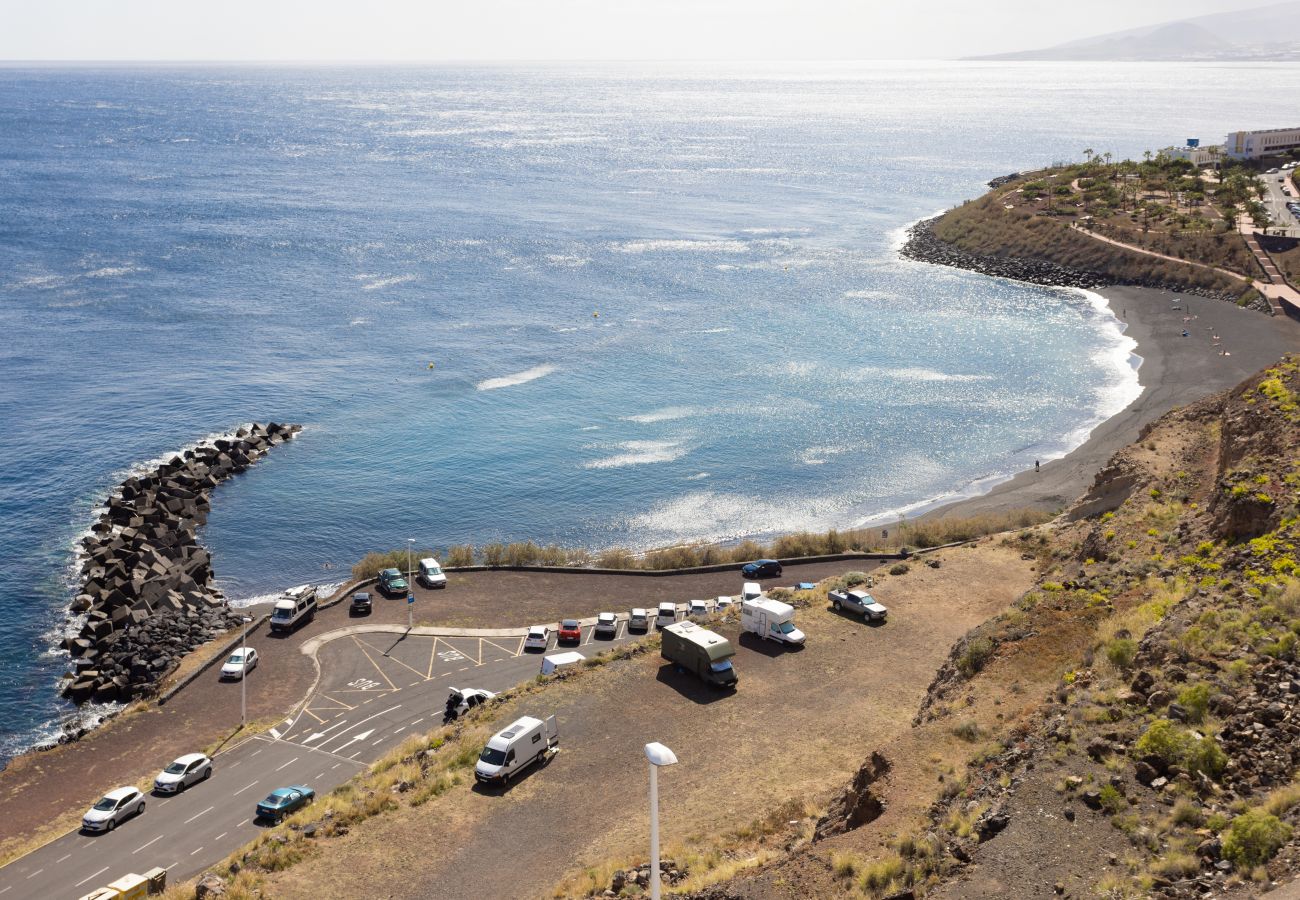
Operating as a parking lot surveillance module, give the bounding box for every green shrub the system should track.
[1177,682,1212,724]
[1098,784,1126,814]
[957,637,995,678]
[842,571,869,587]
[1223,809,1292,868]
[889,563,911,576]
[1135,719,1227,777]
[445,544,475,567]
[1105,637,1138,669]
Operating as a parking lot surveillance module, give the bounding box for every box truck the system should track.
[660,621,737,689]
[741,597,805,645]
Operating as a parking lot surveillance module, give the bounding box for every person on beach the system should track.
[1035,460,1040,473]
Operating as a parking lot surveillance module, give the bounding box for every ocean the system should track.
[2,60,1297,765]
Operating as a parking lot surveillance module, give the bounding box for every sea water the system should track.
[2,61,1297,764]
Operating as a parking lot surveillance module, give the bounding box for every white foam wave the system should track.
[357,274,416,291]
[612,239,748,254]
[890,367,994,383]
[686,472,710,480]
[476,364,557,391]
[626,490,832,545]
[584,440,686,470]
[84,265,142,278]
[621,406,699,424]
[348,317,371,327]
[799,445,849,466]
[546,254,590,268]
[843,288,893,301]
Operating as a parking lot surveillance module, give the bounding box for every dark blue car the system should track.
[256,785,315,823]
[742,559,783,579]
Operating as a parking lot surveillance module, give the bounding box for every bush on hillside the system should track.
[1223,809,1292,868]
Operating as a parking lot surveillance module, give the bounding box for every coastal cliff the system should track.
[62,422,302,707]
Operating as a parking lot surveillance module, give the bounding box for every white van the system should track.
[656,602,678,628]
[474,715,559,785]
[418,557,447,589]
[540,651,585,675]
[742,597,805,645]
[269,585,317,633]
[741,582,763,602]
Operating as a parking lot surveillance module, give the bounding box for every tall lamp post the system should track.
[406,538,415,630]
[240,615,252,728]
[644,742,678,900]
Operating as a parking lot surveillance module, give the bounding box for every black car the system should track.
[350,591,373,615]
[741,559,783,579]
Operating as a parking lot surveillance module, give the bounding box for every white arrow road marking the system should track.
[338,729,375,751]
[301,717,353,744]
[317,705,401,751]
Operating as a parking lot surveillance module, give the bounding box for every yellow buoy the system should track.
[427,362,436,370]
[593,311,600,318]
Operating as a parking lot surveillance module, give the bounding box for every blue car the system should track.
[256,785,315,823]
[741,559,783,579]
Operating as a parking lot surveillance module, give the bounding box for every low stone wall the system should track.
[62,422,302,705]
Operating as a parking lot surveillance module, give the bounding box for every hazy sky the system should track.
[0,0,1277,61]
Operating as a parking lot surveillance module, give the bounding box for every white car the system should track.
[628,608,650,631]
[523,626,549,651]
[688,599,710,619]
[594,612,618,638]
[656,602,678,628]
[220,646,258,680]
[154,753,213,794]
[82,786,145,833]
[715,595,734,610]
[444,687,496,721]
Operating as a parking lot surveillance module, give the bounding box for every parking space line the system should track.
[321,693,357,710]
[133,835,164,854]
[361,635,429,681]
[481,637,520,659]
[427,638,439,678]
[184,805,215,824]
[74,868,109,888]
[233,781,260,796]
[582,628,594,646]
[274,757,300,772]
[299,707,327,725]
[350,636,398,690]
[515,634,525,656]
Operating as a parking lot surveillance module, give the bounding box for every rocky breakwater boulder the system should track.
[62,422,302,705]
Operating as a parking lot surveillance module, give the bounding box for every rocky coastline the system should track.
[900,215,1254,308]
[61,422,302,708]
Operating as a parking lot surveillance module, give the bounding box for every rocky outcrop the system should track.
[62,422,302,705]
[814,751,891,839]
[900,217,1245,304]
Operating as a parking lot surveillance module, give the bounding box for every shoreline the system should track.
[920,283,1300,523]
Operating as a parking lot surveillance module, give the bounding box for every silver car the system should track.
[82,786,145,833]
[154,753,213,794]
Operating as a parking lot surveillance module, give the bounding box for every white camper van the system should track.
[418,557,447,589]
[741,597,805,645]
[656,602,679,628]
[474,715,559,785]
[269,585,318,633]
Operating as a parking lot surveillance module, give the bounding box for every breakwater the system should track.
[61,422,302,706]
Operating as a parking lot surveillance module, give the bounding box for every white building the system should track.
[1162,144,1221,167]
[1225,126,1300,161]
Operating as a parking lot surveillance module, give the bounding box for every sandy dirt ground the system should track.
[260,543,1036,900]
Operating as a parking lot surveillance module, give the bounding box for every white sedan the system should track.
[82,786,145,833]
[523,626,549,651]
[220,646,258,679]
[154,752,213,794]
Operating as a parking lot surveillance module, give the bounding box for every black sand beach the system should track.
[931,285,1300,522]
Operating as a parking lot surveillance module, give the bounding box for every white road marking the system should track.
[372,738,385,746]
[317,706,401,751]
[184,805,215,824]
[190,846,204,855]
[233,781,260,796]
[269,728,281,740]
[0,885,11,894]
[302,718,353,744]
[411,717,425,726]
[237,819,249,828]
[226,759,242,769]
[215,831,228,842]
[362,698,373,704]
[349,751,361,759]
[25,869,43,879]
[409,681,419,687]
[274,757,300,772]
[331,763,342,770]
[133,834,164,854]
[55,853,71,863]
[74,867,109,888]
[250,748,263,757]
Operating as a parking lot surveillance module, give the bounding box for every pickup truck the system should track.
[828,588,888,622]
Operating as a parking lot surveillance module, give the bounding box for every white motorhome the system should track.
[418,557,447,589]
[741,597,805,645]
[269,585,317,633]
[540,651,585,675]
[474,715,559,785]
[741,582,763,602]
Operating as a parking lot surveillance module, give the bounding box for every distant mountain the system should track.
[972,1,1300,61]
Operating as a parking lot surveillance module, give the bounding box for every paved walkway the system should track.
[1237,211,1300,317]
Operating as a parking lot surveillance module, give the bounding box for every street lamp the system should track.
[406,538,415,630]
[644,742,678,900]
[240,615,252,728]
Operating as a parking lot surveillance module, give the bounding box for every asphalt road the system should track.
[0,613,648,899]
[1262,168,1299,237]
